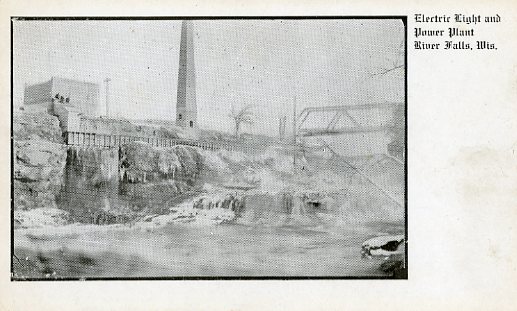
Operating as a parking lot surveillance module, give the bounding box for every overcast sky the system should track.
[13,19,404,136]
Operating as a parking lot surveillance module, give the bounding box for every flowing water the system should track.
[13,193,404,278]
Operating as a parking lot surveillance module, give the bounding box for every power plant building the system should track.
[23,77,100,116]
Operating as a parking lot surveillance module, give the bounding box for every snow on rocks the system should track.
[202,150,230,174]
[361,234,405,258]
[13,112,63,143]
[14,208,71,229]
[119,142,203,183]
[132,191,244,230]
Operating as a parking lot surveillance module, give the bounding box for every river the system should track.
[13,213,403,278]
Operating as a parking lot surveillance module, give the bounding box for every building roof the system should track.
[51,76,99,86]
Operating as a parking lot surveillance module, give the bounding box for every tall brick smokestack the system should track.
[176,20,197,128]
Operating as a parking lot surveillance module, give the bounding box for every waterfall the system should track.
[192,193,243,213]
[103,197,111,211]
[59,146,121,223]
[291,195,306,216]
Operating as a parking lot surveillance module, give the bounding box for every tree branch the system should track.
[370,64,405,76]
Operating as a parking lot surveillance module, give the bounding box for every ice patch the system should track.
[14,208,70,228]
[361,234,405,258]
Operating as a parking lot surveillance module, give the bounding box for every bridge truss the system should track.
[297,102,403,137]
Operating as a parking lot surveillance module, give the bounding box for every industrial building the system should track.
[23,77,100,116]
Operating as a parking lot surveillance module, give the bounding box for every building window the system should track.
[190,121,194,128]
[178,114,182,120]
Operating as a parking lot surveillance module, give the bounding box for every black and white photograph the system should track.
[11,17,406,279]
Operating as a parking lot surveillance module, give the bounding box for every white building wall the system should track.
[51,77,100,117]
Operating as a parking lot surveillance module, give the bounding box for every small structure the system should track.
[24,77,100,117]
[53,104,82,133]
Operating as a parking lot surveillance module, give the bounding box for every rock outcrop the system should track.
[58,142,206,224]
[59,147,120,223]
[13,112,64,143]
[361,234,406,278]
[13,113,67,210]
[119,141,203,184]
[361,234,405,258]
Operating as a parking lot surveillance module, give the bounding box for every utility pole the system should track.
[279,116,287,140]
[293,95,297,167]
[104,78,111,117]
[279,117,283,139]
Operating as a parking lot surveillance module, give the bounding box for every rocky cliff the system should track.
[13,113,67,212]
[12,114,404,229]
[58,141,206,224]
[13,112,64,143]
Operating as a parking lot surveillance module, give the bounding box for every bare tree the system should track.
[370,39,405,77]
[229,104,254,137]
[370,63,404,76]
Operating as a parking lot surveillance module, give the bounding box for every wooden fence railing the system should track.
[64,131,279,154]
